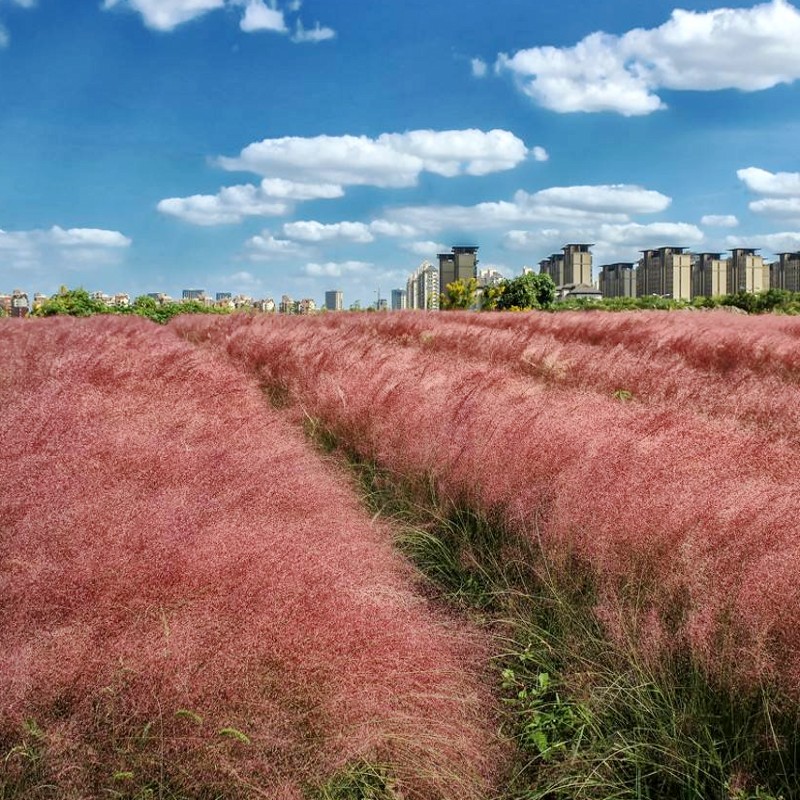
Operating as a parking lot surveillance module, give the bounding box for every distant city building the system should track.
[377,298,388,311]
[637,247,692,300]
[32,293,48,311]
[10,289,29,318]
[556,283,603,302]
[252,297,276,313]
[182,289,206,301]
[406,260,440,310]
[325,290,343,311]
[297,298,317,315]
[476,267,504,287]
[727,248,768,294]
[771,252,800,292]
[438,246,478,296]
[540,244,593,288]
[216,292,232,302]
[692,253,727,298]
[598,263,637,298]
[391,289,407,310]
[0,294,11,315]
[279,295,295,314]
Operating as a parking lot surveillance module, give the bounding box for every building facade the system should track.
[692,253,727,298]
[437,246,478,296]
[407,261,439,310]
[770,253,800,292]
[727,248,768,294]
[325,290,343,311]
[637,247,692,300]
[391,288,407,310]
[598,262,637,298]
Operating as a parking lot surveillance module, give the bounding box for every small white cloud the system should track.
[749,198,800,220]
[738,166,800,197]
[497,0,800,116]
[0,25,9,48]
[531,146,549,162]
[402,241,449,257]
[304,260,371,277]
[102,0,225,32]
[291,19,335,43]
[471,57,488,78]
[239,0,287,33]
[700,214,739,228]
[244,232,310,260]
[219,128,530,187]
[283,220,374,243]
[157,178,341,225]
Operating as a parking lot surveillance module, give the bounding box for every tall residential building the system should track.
[692,253,727,298]
[727,248,768,294]
[771,252,800,292]
[540,245,593,287]
[391,288,407,310]
[325,289,343,311]
[182,289,206,301]
[598,263,637,298]
[407,261,439,310]
[438,246,478,296]
[636,247,692,300]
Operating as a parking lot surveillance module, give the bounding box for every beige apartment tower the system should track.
[770,252,800,292]
[540,245,593,287]
[637,247,692,300]
[692,253,727,298]
[727,248,768,294]
[438,246,479,296]
[598,262,637,298]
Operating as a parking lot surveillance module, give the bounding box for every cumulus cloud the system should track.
[291,19,335,42]
[749,198,800,220]
[531,146,549,162]
[0,225,131,273]
[239,0,286,32]
[103,0,334,39]
[283,220,374,243]
[388,184,671,233]
[218,128,533,187]
[497,0,800,115]
[737,166,800,197]
[304,260,372,277]
[471,57,488,78]
[157,178,342,225]
[701,214,739,227]
[402,240,449,257]
[726,231,800,252]
[244,232,311,260]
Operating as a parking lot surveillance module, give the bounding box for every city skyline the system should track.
[2,1,800,305]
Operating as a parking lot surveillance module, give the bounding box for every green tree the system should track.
[481,282,506,311]
[496,272,556,311]
[440,277,478,310]
[33,286,109,317]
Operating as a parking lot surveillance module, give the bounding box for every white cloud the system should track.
[749,198,800,220]
[531,146,549,162]
[471,57,488,78]
[103,0,333,40]
[304,260,371,277]
[0,0,36,47]
[244,232,310,260]
[291,19,335,42]
[737,166,800,196]
[239,0,286,32]
[102,0,225,31]
[0,225,131,273]
[497,0,800,115]
[0,25,9,48]
[726,232,800,253]
[368,219,419,238]
[218,128,532,187]
[157,178,342,225]
[283,220,374,243]
[700,214,739,228]
[388,184,671,233]
[402,240,449,257]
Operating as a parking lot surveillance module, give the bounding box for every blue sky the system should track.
[2,0,800,305]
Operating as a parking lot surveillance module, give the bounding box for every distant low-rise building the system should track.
[10,289,29,318]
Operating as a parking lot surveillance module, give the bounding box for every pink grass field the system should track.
[0,316,501,799]
[172,310,800,696]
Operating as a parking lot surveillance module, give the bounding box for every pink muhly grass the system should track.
[171,311,800,697]
[0,316,502,799]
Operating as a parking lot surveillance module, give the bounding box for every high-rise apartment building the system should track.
[692,253,727,298]
[325,289,343,311]
[438,246,478,296]
[540,245,593,287]
[391,289,407,310]
[636,247,692,300]
[727,248,768,294]
[598,263,637,298]
[771,252,800,292]
[407,261,439,310]
[539,254,565,285]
